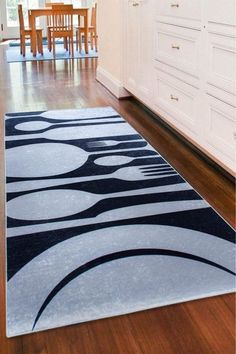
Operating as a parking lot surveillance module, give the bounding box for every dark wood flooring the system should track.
[0,43,235,354]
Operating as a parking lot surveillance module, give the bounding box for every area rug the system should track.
[5,107,235,337]
[6,44,97,63]
[9,38,68,47]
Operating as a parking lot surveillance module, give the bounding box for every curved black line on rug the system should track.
[7,208,236,280]
[32,248,236,330]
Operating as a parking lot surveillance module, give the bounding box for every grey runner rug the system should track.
[5,107,235,337]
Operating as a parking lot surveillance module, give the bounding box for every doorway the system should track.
[0,0,93,39]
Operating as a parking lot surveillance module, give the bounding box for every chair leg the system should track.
[22,34,26,57]
[40,35,42,55]
[94,32,98,52]
[67,37,70,55]
[90,32,94,50]
[47,28,52,52]
[69,37,71,56]
[71,35,74,57]
[35,32,39,55]
[36,33,39,55]
[63,37,67,50]
[79,31,82,53]
[65,37,68,51]
[38,31,43,55]
[20,34,23,55]
[76,30,78,51]
[53,36,56,57]
[30,38,33,52]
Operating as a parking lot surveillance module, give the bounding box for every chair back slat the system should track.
[91,3,97,28]
[52,4,73,31]
[18,4,25,32]
[45,2,64,26]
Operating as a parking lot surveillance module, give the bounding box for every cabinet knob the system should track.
[133,2,139,6]
[170,94,179,101]
[171,3,179,7]
[172,45,180,50]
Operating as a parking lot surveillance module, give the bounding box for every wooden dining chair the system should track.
[18,4,43,56]
[51,4,74,57]
[45,2,64,52]
[75,3,97,53]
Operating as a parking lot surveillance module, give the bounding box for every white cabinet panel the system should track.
[124,1,140,92]
[206,32,236,99]
[206,0,236,37]
[207,0,236,27]
[138,0,154,101]
[154,23,201,78]
[205,95,236,163]
[124,0,154,103]
[154,69,200,133]
[156,0,201,27]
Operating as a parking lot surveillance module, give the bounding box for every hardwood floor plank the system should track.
[0,43,235,354]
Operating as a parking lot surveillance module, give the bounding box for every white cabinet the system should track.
[155,0,202,30]
[207,0,236,28]
[154,22,202,80]
[124,0,154,105]
[206,33,236,97]
[123,0,236,175]
[205,95,236,160]
[153,68,200,134]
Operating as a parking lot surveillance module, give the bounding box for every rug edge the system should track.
[6,288,236,338]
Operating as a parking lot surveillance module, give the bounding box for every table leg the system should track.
[30,12,37,57]
[84,10,89,54]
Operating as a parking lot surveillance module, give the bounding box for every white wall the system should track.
[0,12,2,42]
[96,0,130,98]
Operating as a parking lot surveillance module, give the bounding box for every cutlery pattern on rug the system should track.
[5,107,235,337]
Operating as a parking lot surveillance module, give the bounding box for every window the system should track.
[6,0,39,27]
[5,0,93,28]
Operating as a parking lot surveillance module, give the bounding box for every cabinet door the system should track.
[124,0,140,93]
[124,0,154,104]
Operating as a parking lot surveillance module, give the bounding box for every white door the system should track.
[0,0,41,39]
[124,0,154,104]
[0,0,19,38]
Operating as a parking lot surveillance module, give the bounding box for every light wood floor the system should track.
[0,43,235,354]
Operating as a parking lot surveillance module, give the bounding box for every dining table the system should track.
[28,7,89,57]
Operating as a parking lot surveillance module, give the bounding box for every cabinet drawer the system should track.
[206,95,236,160]
[156,0,201,22]
[207,0,236,27]
[154,23,201,78]
[207,32,236,97]
[154,68,199,132]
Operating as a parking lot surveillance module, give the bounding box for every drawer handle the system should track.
[132,2,139,6]
[170,94,179,101]
[171,3,179,7]
[172,45,180,50]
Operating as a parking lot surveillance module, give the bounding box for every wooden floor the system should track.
[0,43,235,354]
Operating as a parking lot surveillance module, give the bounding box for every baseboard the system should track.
[134,99,236,183]
[96,66,131,99]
